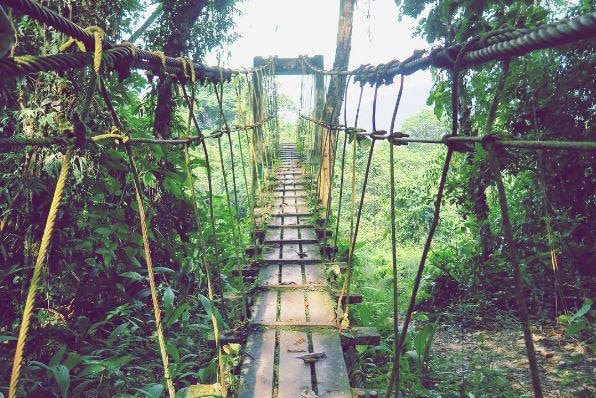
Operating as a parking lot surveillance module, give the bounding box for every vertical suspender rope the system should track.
[177,62,227,391]
[235,77,250,203]
[98,80,176,398]
[180,84,227,317]
[347,85,364,262]
[8,25,107,398]
[337,82,383,326]
[386,74,405,398]
[248,73,263,197]
[9,145,74,398]
[484,139,543,397]
[331,76,354,261]
[235,75,257,236]
[386,42,477,397]
[214,80,248,321]
[322,102,341,251]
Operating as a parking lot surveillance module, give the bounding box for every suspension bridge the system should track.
[1,0,595,397]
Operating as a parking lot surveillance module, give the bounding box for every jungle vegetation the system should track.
[0,0,594,397]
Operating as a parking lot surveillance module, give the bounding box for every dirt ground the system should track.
[431,320,595,397]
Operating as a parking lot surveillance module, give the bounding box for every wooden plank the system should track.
[252,291,278,323]
[207,330,245,348]
[340,327,381,346]
[300,228,317,240]
[267,224,315,229]
[278,330,312,398]
[281,263,304,285]
[258,264,280,286]
[265,228,281,240]
[279,290,306,322]
[307,291,336,324]
[262,284,326,290]
[263,245,281,261]
[283,215,298,225]
[272,194,308,199]
[301,243,322,260]
[265,239,318,245]
[282,227,300,240]
[304,264,326,284]
[281,242,301,260]
[251,321,336,327]
[237,329,275,398]
[260,258,321,265]
[312,332,352,398]
[271,212,312,217]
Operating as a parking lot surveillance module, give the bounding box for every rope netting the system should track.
[1,0,595,397]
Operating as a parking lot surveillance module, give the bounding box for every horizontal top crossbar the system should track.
[253,55,324,75]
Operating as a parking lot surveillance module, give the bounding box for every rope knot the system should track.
[67,113,89,149]
[370,129,387,140]
[441,134,474,153]
[152,51,167,77]
[481,133,503,150]
[388,131,409,146]
[115,42,138,80]
[85,26,106,75]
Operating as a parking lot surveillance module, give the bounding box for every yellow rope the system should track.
[153,51,167,73]
[180,71,226,390]
[97,75,175,396]
[59,26,105,75]
[115,124,176,397]
[86,27,105,75]
[9,145,74,398]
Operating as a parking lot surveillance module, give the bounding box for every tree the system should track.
[400,108,448,140]
[148,0,239,138]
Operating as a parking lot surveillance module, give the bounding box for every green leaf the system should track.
[163,287,174,310]
[132,383,164,398]
[95,227,113,236]
[105,355,134,371]
[165,303,189,328]
[63,352,81,371]
[50,345,67,368]
[51,365,70,397]
[107,322,129,346]
[164,176,182,198]
[104,175,122,195]
[142,172,157,188]
[120,271,144,281]
[571,298,592,321]
[198,294,227,330]
[153,267,175,275]
[78,363,105,377]
[357,137,371,150]
[166,341,180,363]
[0,335,17,341]
[566,319,589,335]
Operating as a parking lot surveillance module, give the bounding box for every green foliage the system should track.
[557,298,594,337]
[0,1,255,396]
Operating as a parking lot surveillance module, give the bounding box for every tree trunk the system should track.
[458,78,493,261]
[318,0,355,206]
[153,0,208,138]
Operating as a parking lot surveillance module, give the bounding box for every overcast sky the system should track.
[205,0,434,131]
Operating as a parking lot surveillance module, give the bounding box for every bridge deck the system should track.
[237,143,352,398]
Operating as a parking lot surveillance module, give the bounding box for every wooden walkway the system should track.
[237,143,352,398]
